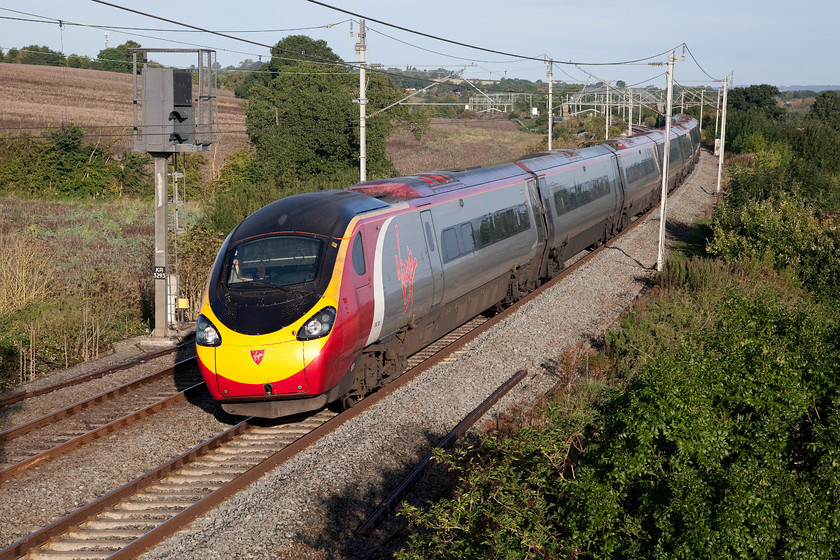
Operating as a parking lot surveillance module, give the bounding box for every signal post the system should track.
[132,49,217,338]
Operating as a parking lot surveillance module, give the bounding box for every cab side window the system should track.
[352,232,366,275]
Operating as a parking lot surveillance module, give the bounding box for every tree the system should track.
[234,35,342,99]
[727,84,784,119]
[726,85,786,150]
[66,54,90,69]
[266,35,341,70]
[245,35,426,184]
[3,48,19,63]
[19,45,65,66]
[808,90,840,131]
[93,40,141,73]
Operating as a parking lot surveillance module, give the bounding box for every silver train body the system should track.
[197,115,701,418]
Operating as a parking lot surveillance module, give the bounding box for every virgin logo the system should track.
[395,226,417,315]
[250,349,265,365]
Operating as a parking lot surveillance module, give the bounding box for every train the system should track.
[196,115,701,418]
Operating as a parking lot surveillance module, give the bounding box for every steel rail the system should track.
[0,420,253,560]
[0,357,196,444]
[0,381,205,483]
[13,316,522,559]
[0,340,192,409]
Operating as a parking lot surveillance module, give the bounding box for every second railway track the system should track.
[0,312,495,559]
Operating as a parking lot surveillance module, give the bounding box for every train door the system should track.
[420,210,444,307]
[527,178,548,247]
[349,230,372,352]
[610,154,627,229]
[536,175,557,244]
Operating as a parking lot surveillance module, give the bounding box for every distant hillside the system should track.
[0,63,248,172]
[778,85,840,93]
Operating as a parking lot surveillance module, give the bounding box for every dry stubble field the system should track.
[0,63,545,178]
[0,63,248,176]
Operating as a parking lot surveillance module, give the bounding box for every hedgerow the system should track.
[398,264,840,559]
[708,196,840,304]
[0,123,151,199]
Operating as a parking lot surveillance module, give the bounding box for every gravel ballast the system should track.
[136,150,720,560]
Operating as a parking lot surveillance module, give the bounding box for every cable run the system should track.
[306,0,680,67]
[683,43,722,82]
[366,25,522,65]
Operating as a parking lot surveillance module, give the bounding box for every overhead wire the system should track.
[70,4,562,95]
[1,0,725,142]
[4,2,722,85]
[305,0,681,67]
[5,2,696,96]
[683,43,722,82]
[365,25,522,65]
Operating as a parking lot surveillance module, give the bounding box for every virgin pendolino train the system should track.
[196,115,701,418]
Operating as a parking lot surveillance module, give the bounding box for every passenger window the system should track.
[494,211,509,240]
[479,216,493,246]
[518,205,530,230]
[441,227,460,262]
[554,189,570,215]
[352,232,365,275]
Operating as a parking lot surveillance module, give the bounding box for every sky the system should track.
[0,0,837,90]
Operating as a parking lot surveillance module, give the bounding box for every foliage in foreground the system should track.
[397,261,840,559]
[0,198,153,389]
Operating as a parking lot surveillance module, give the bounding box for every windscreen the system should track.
[225,235,322,289]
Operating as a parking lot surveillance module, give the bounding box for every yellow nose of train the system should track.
[196,301,337,402]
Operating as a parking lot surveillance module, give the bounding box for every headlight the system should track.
[196,314,222,347]
[297,307,336,341]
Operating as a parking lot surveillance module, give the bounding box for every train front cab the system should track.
[196,190,388,418]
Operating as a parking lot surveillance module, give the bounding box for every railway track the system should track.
[0,358,202,484]
[0,343,190,410]
[0,314,493,560]
[9,411,338,560]
[0,181,673,559]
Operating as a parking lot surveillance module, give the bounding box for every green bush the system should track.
[398,269,840,559]
[0,123,151,198]
[708,196,840,303]
[570,282,840,559]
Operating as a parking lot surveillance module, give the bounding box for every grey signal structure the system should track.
[131,49,217,339]
[140,68,198,151]
[132,49,217,154]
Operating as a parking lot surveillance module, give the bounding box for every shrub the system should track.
[567,282,840,559]
[398,269,840,559]
[176,223,227,319]
[0,234,56,314]
[0,198,153,388]
[0,123,152,199]
[708,196,840,303]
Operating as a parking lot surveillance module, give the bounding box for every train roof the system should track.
[229,190,389,244]
[347,162,528,202]
[347,115,698,202]
[604,133,657,151]
[514,144,613,174]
